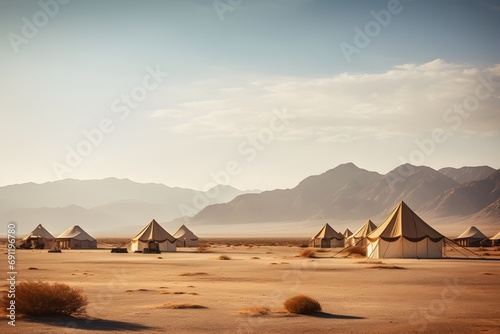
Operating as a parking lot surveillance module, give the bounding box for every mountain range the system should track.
[179,163,500,236]
[0,178,259,236]
[1,164,499,237]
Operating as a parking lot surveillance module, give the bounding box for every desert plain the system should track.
[1,239,500,334]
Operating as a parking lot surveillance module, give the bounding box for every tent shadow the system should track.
[23,316,155,331]
[306,311,365,319]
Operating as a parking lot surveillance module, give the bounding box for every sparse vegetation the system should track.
[159,303,207,309]
[196,244,210,253]
[345,246,367,256]
[239,306,271,316]
[179,272,208,276]
[297,248,317,258]
[218,254,231,260]
[370,265,406,270]
[284,295,321,314]
[1,281,88,316]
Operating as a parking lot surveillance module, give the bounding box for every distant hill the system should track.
[0,178,259,235]
[424,170,500,217]
[182,164,500,233]
[438,166,496,184]
[2,164,499,237]
[189,163,382,224]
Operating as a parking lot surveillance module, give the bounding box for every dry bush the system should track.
[160,303,207,309]
[250,256,260,260]
[296,248,317,258]
[343,246,366,256]
[196,244,210,253]
[240,306,271,316]
[283,295,321,314]
[179,272,208,276]
[370,265,406,270]
[1,281,87,316]
[218,254,231,260]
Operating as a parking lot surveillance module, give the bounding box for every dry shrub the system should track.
[196,244,210,253]
[240,306,271,316]
[370,265,406,270]
[179,272,208,276]
[284,295,321,314]
[160,303,207,309]
[1,281,87,316]
[297,248,317,258]
[250,257,260,260]
[218,254,231,260]
[347,246,366,256]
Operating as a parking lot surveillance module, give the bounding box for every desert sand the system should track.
[1,242,500,334]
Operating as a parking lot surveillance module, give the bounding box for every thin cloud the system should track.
[159,60,500,140]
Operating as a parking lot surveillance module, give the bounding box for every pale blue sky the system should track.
[1,0,499,190]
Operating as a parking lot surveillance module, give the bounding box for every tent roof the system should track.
[24,224,54,240]
[456,226,488,240]
[351,220,377,239]
[366,201,444,242]
[56,225,96,241]
[173,225,199,240]
[132,219,176,243]
[312,223,344,240]
[490,231,500,240]
[343,228,353,238]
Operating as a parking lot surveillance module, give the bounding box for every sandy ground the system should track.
[1,244,500,334]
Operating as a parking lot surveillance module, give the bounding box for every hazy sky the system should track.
[1,0,499,191]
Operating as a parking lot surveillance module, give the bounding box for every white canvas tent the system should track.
[173,225,199,247]
[347,220,377,247]
[366,201,444,259]
[55,225,97,249]
[454,226,489,247]
[310,223,344,248]
[343,228,353,238]
[128,219,176,253]
[21,224,54,249]
[490,231,500,246]
[343,228,353,247]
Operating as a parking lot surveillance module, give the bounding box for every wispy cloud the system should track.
[153,60,500,142]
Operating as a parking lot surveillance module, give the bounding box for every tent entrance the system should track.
[145,241,161,254]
